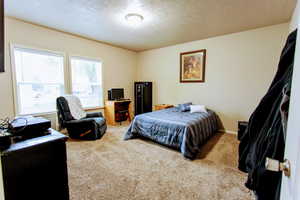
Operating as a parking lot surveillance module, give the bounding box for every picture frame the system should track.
[180,49,206,83]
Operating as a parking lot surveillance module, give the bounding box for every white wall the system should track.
[0,17,137,120]
[137,23,289,132]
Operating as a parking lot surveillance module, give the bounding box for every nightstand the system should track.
[154,104,174,111]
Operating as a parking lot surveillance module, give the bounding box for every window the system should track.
[70,57,103,108]
[12,45,104,115]
[13,47,65,115]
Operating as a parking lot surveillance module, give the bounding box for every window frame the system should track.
[69,55,104,110]
[10,44,105,116]
[10,44,67,116]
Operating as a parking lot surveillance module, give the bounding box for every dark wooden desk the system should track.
[1,129,69,200]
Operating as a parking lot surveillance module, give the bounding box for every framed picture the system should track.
[180,49,206,83]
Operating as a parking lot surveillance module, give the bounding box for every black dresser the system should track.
[134,82,153,115]
[1,129,69,200]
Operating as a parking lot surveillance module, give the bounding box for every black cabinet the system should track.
[1,129,69,200]
[135,82,152,115]
[238,121,248,141]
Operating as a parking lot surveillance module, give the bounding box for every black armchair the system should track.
[56,96,107,140]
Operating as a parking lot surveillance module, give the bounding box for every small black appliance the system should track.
[9,117,51,139]
[108,88,124,100]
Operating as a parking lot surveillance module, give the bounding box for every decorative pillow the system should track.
[190,105,208,114]
[178,102,192,112]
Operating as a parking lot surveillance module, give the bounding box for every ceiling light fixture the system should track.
[125,13,144,26]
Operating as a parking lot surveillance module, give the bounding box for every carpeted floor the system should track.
[67,125,254,200]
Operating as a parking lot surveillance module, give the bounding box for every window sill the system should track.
[17,111,57,117]
[84,107,104,111]
[17,107,104,117]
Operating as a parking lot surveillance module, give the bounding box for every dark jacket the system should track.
[238,29,297,200]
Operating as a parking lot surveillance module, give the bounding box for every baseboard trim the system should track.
[218,129,237,135]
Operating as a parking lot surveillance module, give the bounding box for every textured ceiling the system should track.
[5,0,296,51]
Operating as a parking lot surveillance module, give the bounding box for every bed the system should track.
[124,107,219,159]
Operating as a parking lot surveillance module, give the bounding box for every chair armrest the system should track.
[86,112,104,118]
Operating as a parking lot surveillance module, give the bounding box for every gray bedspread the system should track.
[124,107,219,159]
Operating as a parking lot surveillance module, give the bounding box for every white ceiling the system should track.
[5,0,296,51]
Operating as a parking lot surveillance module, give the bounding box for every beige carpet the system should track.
[67,125,254,200]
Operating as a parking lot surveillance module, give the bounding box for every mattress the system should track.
[124,107,219,159]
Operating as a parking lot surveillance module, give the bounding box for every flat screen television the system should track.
[109,88,124,100]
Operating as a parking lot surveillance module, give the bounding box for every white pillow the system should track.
[190,105,208,113]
